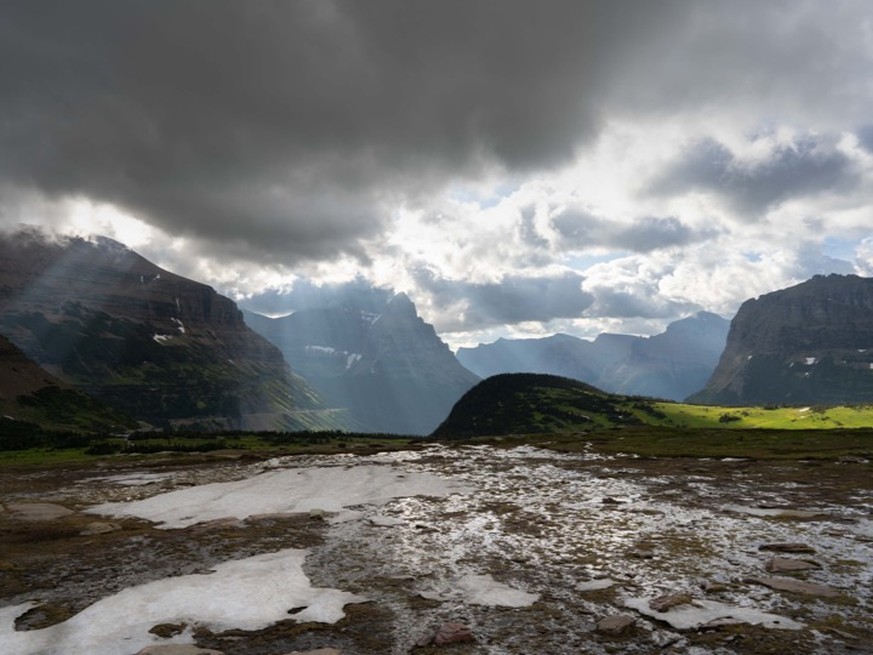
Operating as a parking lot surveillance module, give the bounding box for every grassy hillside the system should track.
[652,401,873,429]
[433,372,873,439]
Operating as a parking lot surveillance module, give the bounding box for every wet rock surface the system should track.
[0,445,871,654]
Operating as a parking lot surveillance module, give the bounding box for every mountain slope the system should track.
[245,293,480,435]
[431,373,645,439]
[689,274,873,405]
[0,231,343,431]
[0,333,133,434]
[456,312,729,401]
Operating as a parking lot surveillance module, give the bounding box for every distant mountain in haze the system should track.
[456,312,730,401]
[245,293,480,435]
[0,230,346,432]
[689,274,873,405]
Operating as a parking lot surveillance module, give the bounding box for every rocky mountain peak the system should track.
[689,274,873,405]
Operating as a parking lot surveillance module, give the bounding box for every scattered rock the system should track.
[148,622,187,638]
[649,592,693,612]
[823,627,859,642]
[764,556,821,573]
[701,581,729,593]
[308,508,327,520]
[133,646,224,655]
[79,521,121,536]
[282,649,342,655]
[627,547,655,559]
[744,576,840,598]
[758,542,816,554]
[596,614,636,634]
[416,622,475,647]
[435,622,475,646]
[601,496,625,505]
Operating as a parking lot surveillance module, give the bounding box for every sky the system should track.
[2,0,873,348]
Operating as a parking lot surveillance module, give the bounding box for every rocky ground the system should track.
[0,444,871,654]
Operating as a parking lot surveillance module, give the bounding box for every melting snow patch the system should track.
[625,597,803,631]
[577,578,616,592]
[346,353,362,369]
[721,504,825,519]
[152,334,172,344]
[804,357,817,365]
[88,464,471,528]
[369,514,406,527]
[305,345,337,355]
[0,549,365,655]
[89,472,171,487]
[421,573,539,607]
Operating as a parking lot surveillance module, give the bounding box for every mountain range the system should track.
[2,229,872,440]
[456,312,730,401]
[0,230,345,432]
[244,294,481,435]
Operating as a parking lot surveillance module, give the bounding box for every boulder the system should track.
[434,622,475,646]
[596,614,635,634]
[415,622,475,647]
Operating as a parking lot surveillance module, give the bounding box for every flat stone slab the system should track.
[80,521,122,536]
[745,576,840,598]
[5,502,75,521]
[759,542,816,553]
[764,556,821,573]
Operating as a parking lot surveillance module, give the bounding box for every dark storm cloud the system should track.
[552,210,707,252]
[649,135,859,217]
[414,269,594,331]
[0,0,683,262]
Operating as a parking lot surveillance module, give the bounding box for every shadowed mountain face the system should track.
[0,333,133,434]
[0,231,344,431]
[689,274,873,406]
[245,294,480,435]
[457,312,730,401]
